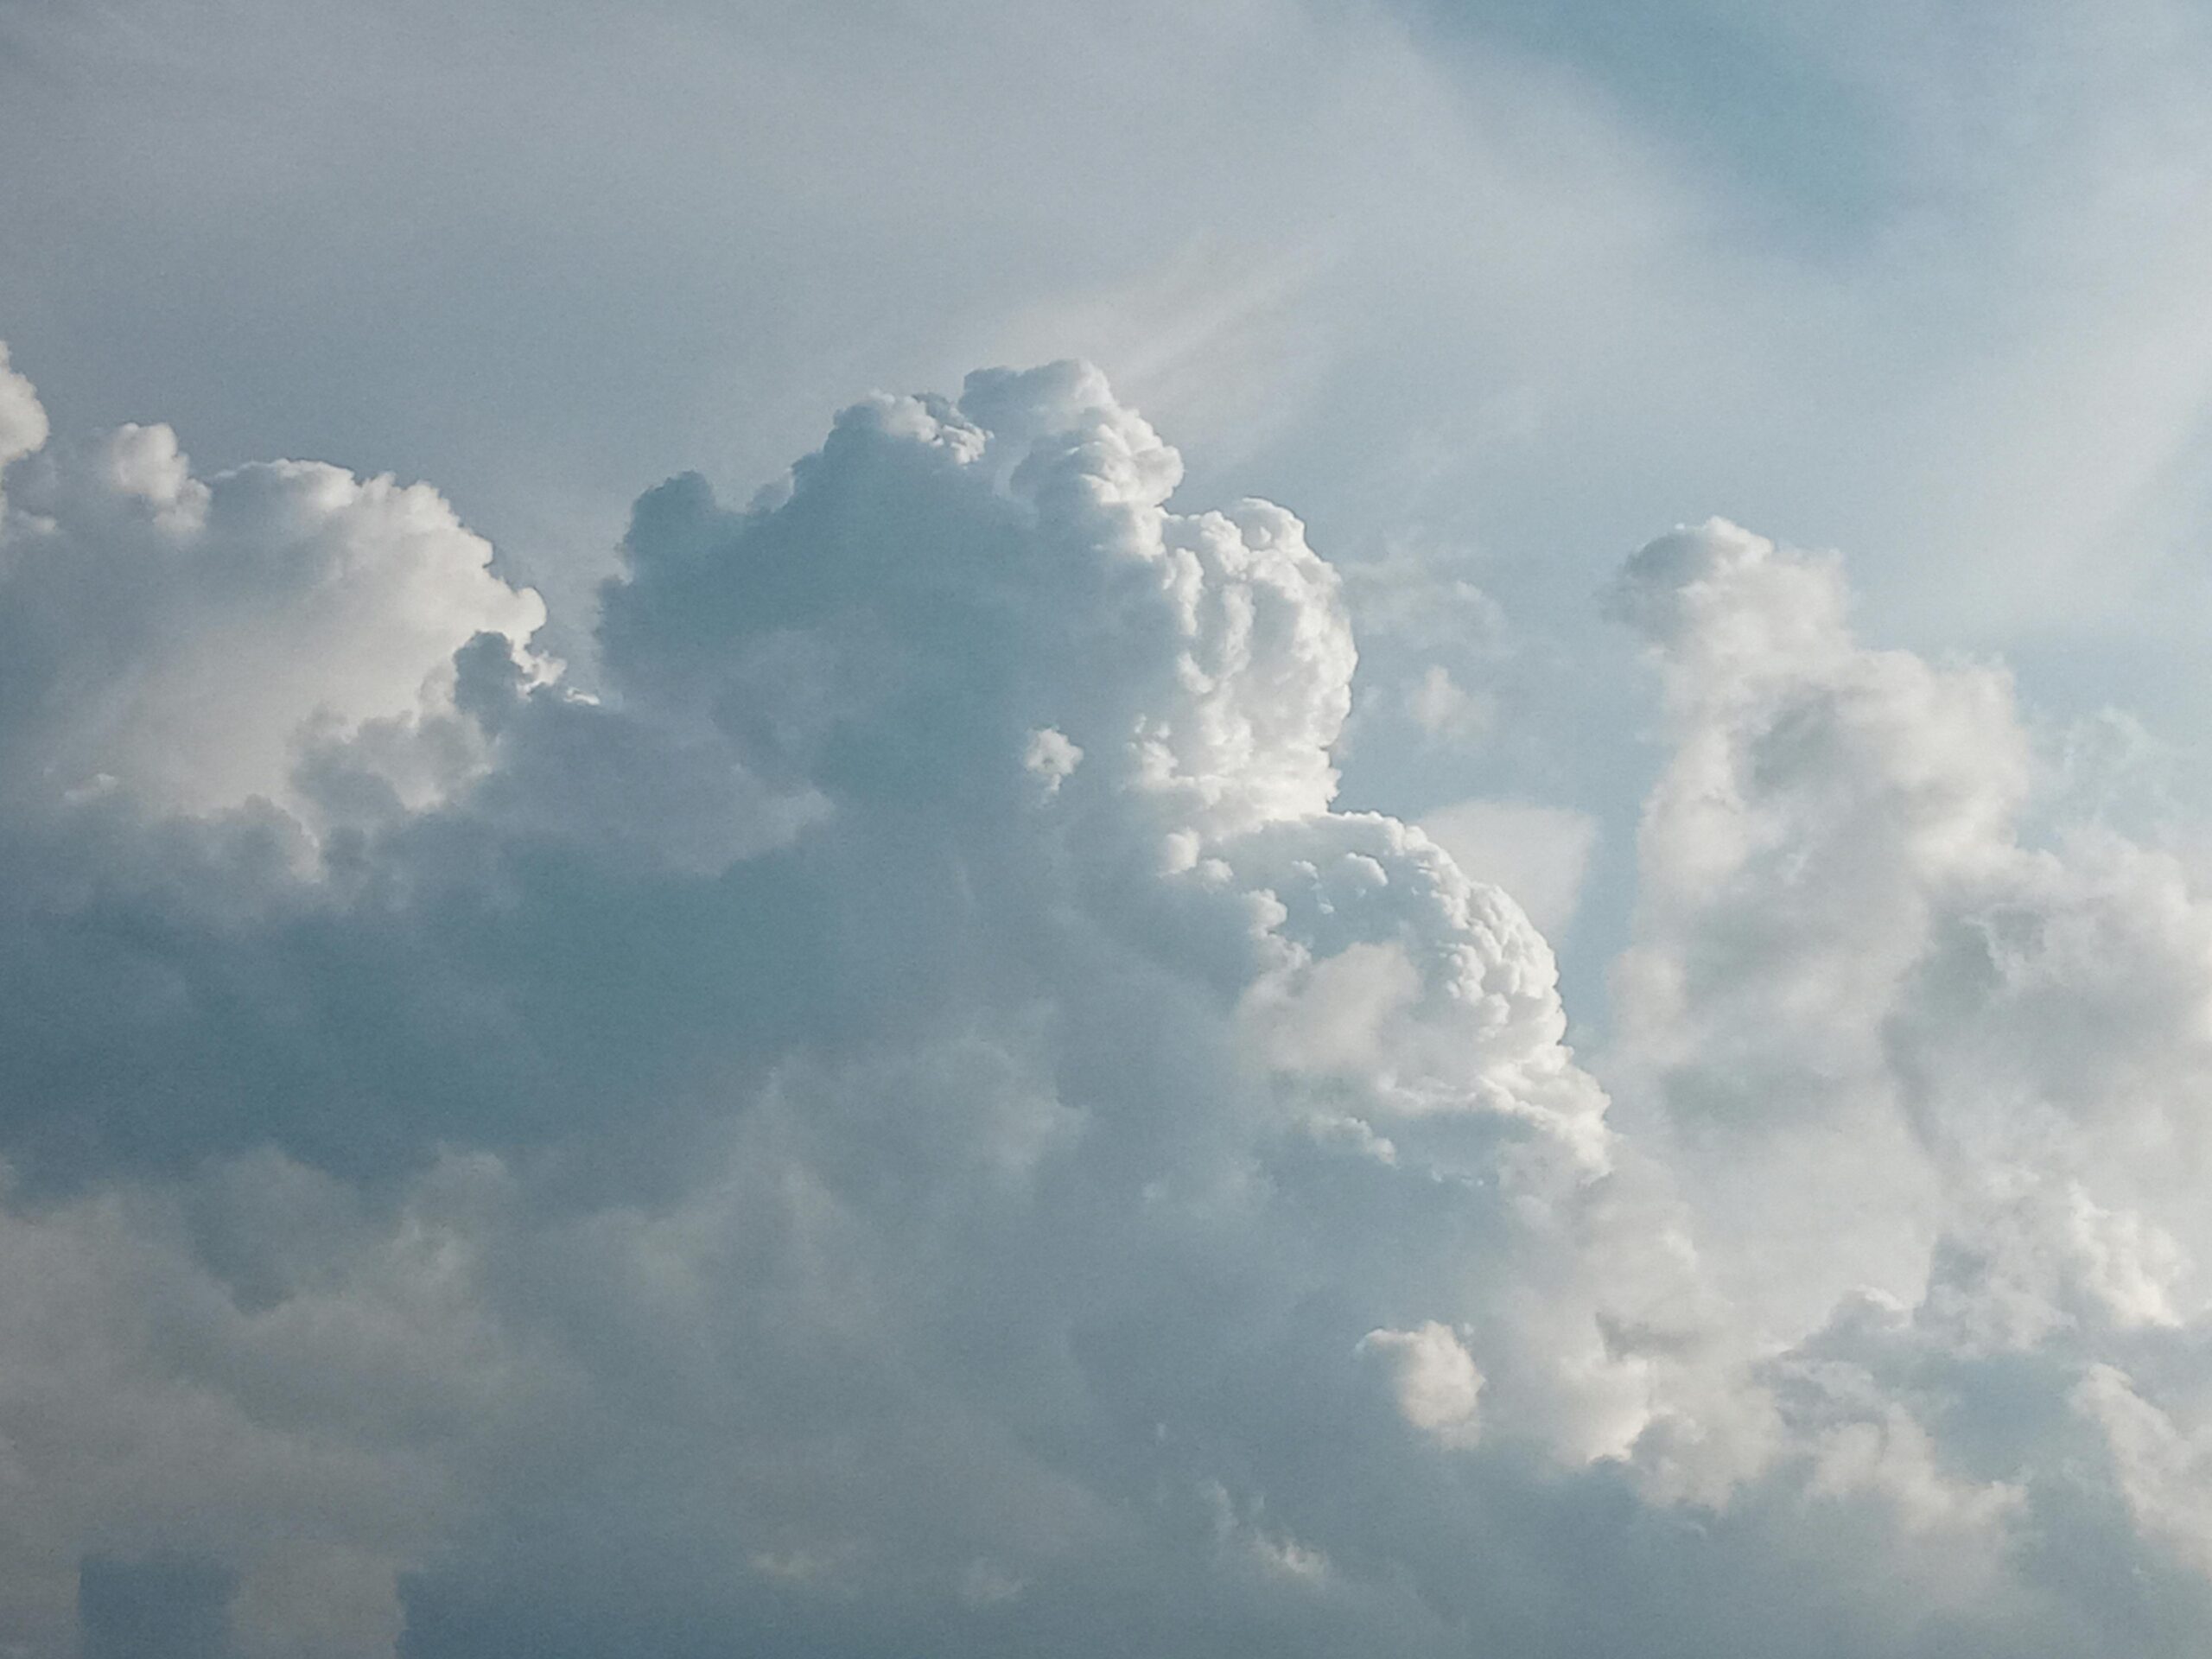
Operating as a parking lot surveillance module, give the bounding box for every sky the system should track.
[9,0,2212,1653]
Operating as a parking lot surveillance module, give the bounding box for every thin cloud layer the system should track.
[2,352,2210,1656]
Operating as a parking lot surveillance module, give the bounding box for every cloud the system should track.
[1605,517,2212,1344]
[1418,798,1598,936]
[0,398,548,818]
[0,342,46,493]
[1602,514,2212,1630]
[0,349,1657,1656]
[7,353,2212,1657]
[1358,1321,1484,1446]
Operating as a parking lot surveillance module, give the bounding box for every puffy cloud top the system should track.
[0,405,546,817]
[600,360,1353,839]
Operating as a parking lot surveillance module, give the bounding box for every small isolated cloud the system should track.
[1020,725,1083,795]
[1359,1321,1484,1446]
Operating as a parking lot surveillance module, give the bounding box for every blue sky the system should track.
[9,2,2212,1654]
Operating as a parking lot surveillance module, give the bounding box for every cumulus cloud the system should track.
[1358,1321,1484,1446]
[0,342,46,490]
[7,353,2212,1656]
[1603,515,2212,1624]
[0,396,548,817]
[1419,798,1599,936]
[1607,519,2212,1334]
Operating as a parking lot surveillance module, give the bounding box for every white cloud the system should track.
[2077,1364,2212,1580]
[10,353,2212,1656]
[0,342,47,499]
[0,410,548,817]
[1358,1321,1484,1446]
